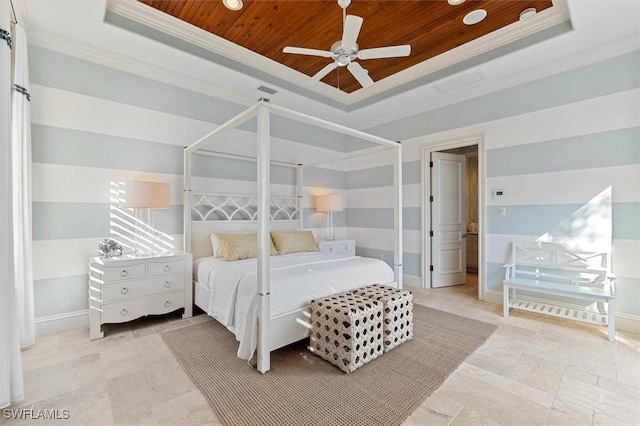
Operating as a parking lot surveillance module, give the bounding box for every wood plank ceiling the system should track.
[139,0,553,93]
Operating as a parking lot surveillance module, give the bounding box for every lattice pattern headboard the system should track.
[188,193,302,259]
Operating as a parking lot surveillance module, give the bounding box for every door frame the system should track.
[421,134,486,302]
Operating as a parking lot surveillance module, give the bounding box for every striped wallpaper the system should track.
[29,46,348,322]
[28,41,640,330]
[344,51,640,320]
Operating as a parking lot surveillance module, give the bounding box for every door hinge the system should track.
[430,265,434,272]
[429,161,433,168]
[429,196,434,202]
[429,230,434,237]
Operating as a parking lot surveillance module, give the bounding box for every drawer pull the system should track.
[164,281,172,288]
[164,301,172,308]
[120,309,128,316]
[344,245,348,250]
[163,265,171,272]
[121,287,129,295]
[328,247,334,252]
[120,270,129,277]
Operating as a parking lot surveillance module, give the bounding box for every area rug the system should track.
[161,304,496,426]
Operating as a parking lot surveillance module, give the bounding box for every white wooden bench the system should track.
[503,242,616,341]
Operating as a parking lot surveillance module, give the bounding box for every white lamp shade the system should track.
[120,181,170,209]
[316,194,343,212]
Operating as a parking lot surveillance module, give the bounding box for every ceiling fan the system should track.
[282,0,411,89]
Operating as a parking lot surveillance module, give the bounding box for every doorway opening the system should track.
[421,135,485,301]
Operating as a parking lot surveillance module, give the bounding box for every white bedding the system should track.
[195,252,395,360]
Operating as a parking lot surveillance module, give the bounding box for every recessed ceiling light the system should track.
[223,0,243,11]
[447,0,466,5]
[463,9,487,25]
[519,7,537,21]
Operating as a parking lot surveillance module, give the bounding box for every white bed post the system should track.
[256,102,271,374]
[296,165,304,230]
[394,143,403,289]
[183,149,192,256]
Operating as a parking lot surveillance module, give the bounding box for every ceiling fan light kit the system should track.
[283,4,411,90]
[447,0,467,5]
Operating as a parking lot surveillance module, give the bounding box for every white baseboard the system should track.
[403,275,422,289]
[35,310,89,336]
[485,289,640,334]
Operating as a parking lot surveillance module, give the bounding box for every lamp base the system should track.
[326,211,335,241]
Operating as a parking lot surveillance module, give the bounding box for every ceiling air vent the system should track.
[258,85,278,95]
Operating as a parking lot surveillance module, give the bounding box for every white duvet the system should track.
[195,252,395,359]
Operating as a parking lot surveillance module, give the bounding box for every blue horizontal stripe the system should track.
[487,127,640,177]
[34,275,89,318]
[32,202,184,241]
[346,207,420,230]
[356,246,420,277]
[487,203,639,240]
[347,161,420,190]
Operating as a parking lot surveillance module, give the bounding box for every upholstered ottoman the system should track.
[310,293,384,373]
[347,284,413,352]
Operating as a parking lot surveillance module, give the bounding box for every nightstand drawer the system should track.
[100,275,186,302]
[148,259,186,276]
[101,263,146,282]
[101,292,186,324]
[323,242,354,254]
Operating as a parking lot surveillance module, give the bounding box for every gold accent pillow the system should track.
[271,231,319,255]
[216,233,278,262]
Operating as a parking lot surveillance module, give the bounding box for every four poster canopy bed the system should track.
[184,99,403,373]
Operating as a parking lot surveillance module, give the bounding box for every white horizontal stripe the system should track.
[348,227,421,254]
[486,164,640,206]
[32,163,302,204]
[33,235,184,280]
[485,233,640,278]
[347,184,421,208]
[30,85,350,170]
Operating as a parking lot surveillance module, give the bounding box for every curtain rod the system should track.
[10,0,18,24]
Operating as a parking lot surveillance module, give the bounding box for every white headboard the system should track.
[188,193,302,260]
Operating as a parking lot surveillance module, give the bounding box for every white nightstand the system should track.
[89,251,193,340]
[318,239,356,256]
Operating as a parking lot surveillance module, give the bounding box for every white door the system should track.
[431,152,467,288]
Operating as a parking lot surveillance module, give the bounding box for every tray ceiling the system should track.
[139,0,553,94]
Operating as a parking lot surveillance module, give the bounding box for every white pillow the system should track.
[209,233,223,257]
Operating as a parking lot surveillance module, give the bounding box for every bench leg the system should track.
[607,298,616,342]
[503,284,510,318]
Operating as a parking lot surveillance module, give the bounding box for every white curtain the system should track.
[0,1,25,409]
[12,24,35,349]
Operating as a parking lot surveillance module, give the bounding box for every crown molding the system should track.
[351,34,640,131]
[106,0,570,107]
[27,28,257,109]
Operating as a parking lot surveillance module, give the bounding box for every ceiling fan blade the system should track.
[283,46,333,58]
[307,62,338,84]
[357,45,411,60]
[347,61,374,88]
[342,15,363,47]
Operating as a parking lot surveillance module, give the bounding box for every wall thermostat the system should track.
[493,189,506,198]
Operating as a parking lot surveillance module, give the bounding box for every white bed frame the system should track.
[184,99,403,373]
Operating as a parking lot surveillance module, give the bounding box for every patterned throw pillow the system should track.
[270,231,319,255]
[216,233,278,262]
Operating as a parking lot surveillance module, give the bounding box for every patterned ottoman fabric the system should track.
[310,293,384,373]
[347,284,413,352]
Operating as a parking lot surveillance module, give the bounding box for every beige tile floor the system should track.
[3,274,639,425]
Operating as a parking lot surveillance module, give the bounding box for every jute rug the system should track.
[161,305,496,426]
